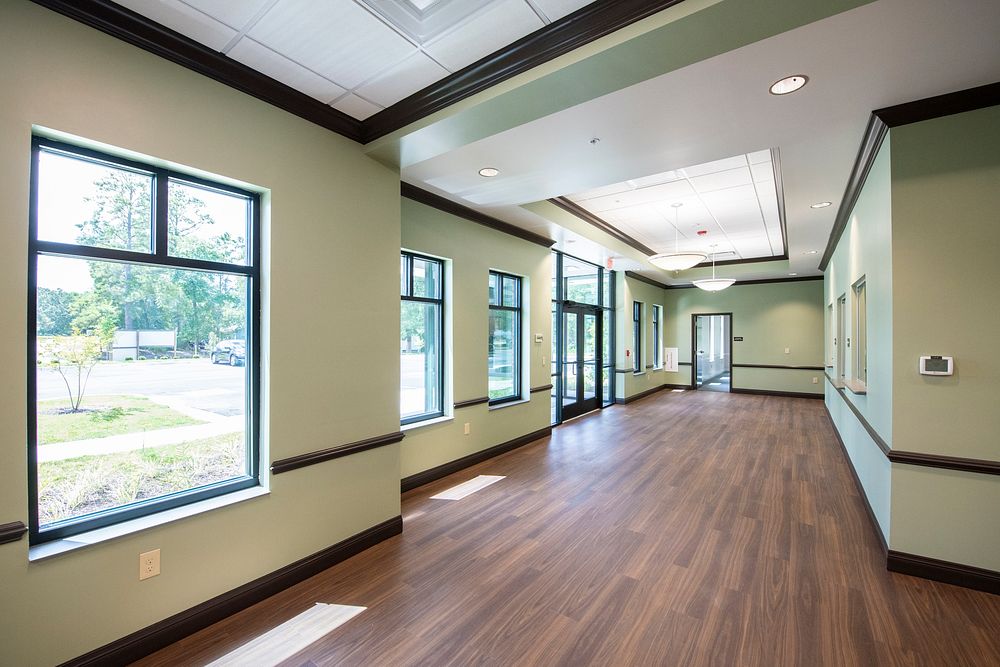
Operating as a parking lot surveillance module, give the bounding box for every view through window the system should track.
[400,252,444,423]
[488,271,521,404]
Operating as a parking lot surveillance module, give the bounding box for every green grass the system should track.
[37,395,203,444]
[37,432,244,526]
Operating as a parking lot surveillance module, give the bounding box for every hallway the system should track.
[139,391,1000,666]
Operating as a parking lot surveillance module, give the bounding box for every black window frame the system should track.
[400,250,445,425]
[488,270,522,406]
[632,300,643,372]
[27,136,261,545]
[652,305,662,369]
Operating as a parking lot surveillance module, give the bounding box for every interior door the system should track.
[562,305,601,420]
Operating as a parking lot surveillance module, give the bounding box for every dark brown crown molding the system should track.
[403,183,554,248]
[692,253,789,270]
[625,271,670,290]
[873,81,1000,128]
[31,0,363,142]
[819,82,1000,271]
[665,275,824,289]
[454,397,489,409]
[363,0,686,142]
[550,198,656,255]
[61,516,402,666]
[33,0,689,145]
[0,521,27,545]
[271,432,404,475]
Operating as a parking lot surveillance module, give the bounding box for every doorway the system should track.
[561,304,602,420]
[692,313,732,392]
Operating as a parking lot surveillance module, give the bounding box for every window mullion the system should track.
[154,169,169,257]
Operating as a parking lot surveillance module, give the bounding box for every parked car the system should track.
[211,339,246,366]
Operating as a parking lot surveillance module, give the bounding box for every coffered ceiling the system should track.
[113,0,592,119]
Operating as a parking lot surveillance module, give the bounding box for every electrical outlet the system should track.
[139,549,160,580]
[812,377,818,384]
[463,422,470,435]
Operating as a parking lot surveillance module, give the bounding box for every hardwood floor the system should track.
[136,391,1000,666]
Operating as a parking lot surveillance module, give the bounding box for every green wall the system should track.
[663,280,825,395]
[824,137,893,540]
[888,106,1000,570]
[0,3,401,663]
[399,199,551,478]
[616,275,670,400]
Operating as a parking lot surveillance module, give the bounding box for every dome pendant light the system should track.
[693,245,735,291]
[649,203,706,271]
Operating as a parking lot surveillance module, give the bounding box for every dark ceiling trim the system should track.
[403,183,555,248]
[817,114,888,271]
[625,271,670,290]
[873,81,1000,128]
[31,0,363,142]
[693,253,789,269]
[819,82,1000,271]
[665,275,823,289]
[363,0,687,142]
[773,148,790,258]
[550,198,656,255]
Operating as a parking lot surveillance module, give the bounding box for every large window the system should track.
[632,301,643,372]
[854,278,867,385]
[29,137,260,544]
[652,305,662,368]
[488,271,522,404]
[400,252,444,423]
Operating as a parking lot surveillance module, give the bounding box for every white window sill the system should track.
[633,371,646,376]
[488,397,529,411]
[845,379,868,395]
[401,414,454,432]
[29,486,269,562]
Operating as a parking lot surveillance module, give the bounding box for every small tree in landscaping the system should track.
[39,325,113,412]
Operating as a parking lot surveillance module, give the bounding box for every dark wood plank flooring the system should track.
[136,390,1000,666]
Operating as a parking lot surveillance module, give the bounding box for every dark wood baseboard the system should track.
[663,383,690,390]
[401,427,552,493]
[0,520,27,545]
[61,516,403,666]
[616,384,668,405]
[730,388,824,400]
[824,407,888,554]
[888,550,1000,596]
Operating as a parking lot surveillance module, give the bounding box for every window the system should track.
[652,305,662,368]
[28,137,260,544]
[401,252,444,423]
[854,278,867,385]
[488,271,522,404]
[632,301,643,372]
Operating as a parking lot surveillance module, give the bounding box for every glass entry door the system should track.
[562,305,601,420]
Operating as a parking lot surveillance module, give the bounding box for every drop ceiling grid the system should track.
[568,151,787,261]
[113,0,592,119]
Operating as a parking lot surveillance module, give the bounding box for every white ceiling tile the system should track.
[679,155,747,178]
[747,149,772,165]
[180,0,272,30]
[228,38,345,102]
[116,0,237,50]
[690,167,752,193]
[424,0,544,71]
[355,52,449,108]
[750,161,774,183]
[530,0,593,22]
[331,94,383,121]
[249,0,416,89]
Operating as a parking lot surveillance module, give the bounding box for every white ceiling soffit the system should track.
[567,150,784,262]
[112,0,593,120]
[400,0,1000,279]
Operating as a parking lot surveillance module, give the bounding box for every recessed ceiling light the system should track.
[788,272,798,276]
[769,74,808,95]
[805,250,818,255]
[478,167,500,177]
[810,201,832,209]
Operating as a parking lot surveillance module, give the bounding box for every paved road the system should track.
[37,358,245,416]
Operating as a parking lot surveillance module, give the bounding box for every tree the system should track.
[36,288,75,336]
[39,327,113,412]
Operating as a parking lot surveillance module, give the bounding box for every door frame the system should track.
[561,301,603,420]
[690,312,733,391]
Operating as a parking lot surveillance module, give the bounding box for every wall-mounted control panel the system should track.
[919,355,953,376]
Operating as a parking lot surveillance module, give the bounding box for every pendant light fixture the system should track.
[649,203,706,271]
[693,245,735,291]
